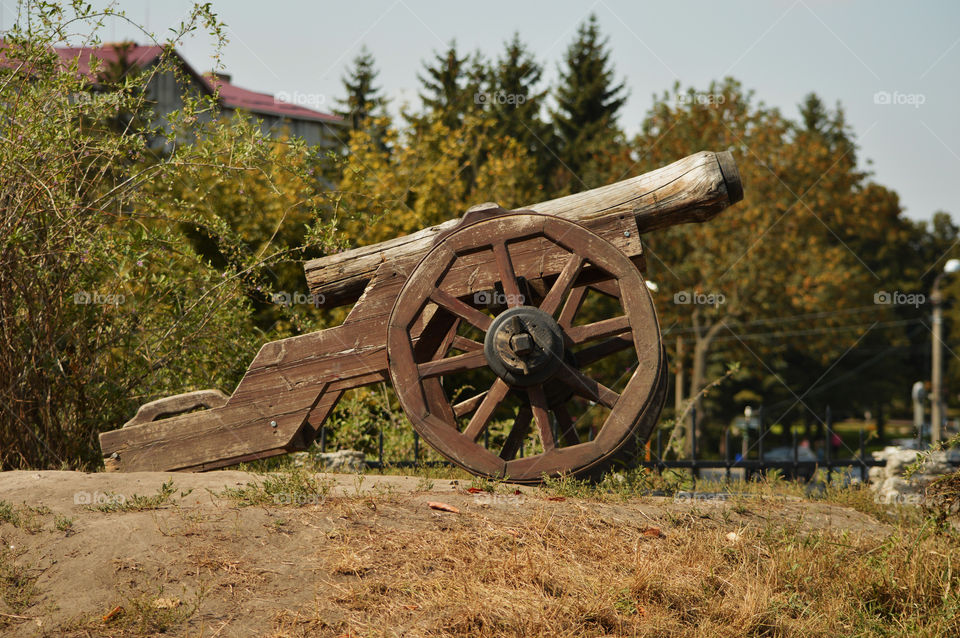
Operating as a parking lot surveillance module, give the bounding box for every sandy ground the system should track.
[0,470,889,637]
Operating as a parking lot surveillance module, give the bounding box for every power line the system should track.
[663,317,923,343]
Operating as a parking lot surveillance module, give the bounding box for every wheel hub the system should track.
[484,306,565,386]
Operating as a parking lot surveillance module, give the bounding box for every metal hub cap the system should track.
[484,306,565,386]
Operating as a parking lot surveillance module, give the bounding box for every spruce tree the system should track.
[416,41,485,130]
[335,46,384,133]
[487,33,552,175]
[552,14,628,184]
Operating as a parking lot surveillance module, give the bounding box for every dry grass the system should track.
[264,499,960,637]
[4,469,960,637]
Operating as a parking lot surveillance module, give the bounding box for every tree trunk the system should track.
[688,310,726,456]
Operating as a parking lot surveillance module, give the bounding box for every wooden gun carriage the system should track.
[99,151,743,483]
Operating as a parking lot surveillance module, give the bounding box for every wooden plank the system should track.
[304,150,742,307]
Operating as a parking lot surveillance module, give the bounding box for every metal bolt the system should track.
[624,230,631,237]
[270,420,278,428]
[511,333,533,355]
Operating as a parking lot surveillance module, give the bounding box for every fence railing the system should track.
[319,404,896,481]
[640,406,886,483]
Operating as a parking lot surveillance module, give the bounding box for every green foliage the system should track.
[54,514,75,533]
[0,2,339,470]
[220,468,333,507]
[414,41,486,130]
[0,549,37,615]
[551,14,629,188]
[336,45,386,135]
[485,33,553,179]
[0,500,17,526]
[91,479,179,513]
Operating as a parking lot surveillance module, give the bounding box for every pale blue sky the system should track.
[13,0,960,223]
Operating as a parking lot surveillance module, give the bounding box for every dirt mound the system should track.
[0,471,896,637]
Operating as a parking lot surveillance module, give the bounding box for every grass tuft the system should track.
[220,468,333,507]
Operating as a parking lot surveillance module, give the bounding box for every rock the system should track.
[290,452,311,467]
[316,450,367,473]
[869,445,957,507]
[289,449,367,473]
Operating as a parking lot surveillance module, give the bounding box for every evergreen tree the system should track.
[415,41,485,130]
[798,92,855,156]
[487,33,553,181]
[335,46,385,133]
[552,14,628,185]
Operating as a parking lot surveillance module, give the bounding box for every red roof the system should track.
[54,43,165,77]
[203,74,341,123]
[51,43,341,124]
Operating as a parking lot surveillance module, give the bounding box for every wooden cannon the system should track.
[99,150,743,483]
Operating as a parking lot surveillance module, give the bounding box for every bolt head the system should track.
[510,332,534,355]
[270,420,278,428]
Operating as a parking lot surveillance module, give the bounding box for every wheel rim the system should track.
[387,212,664,483]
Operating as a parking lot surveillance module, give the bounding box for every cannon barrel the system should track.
[304,150,742,309]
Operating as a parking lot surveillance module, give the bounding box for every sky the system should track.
[7,0,959,223]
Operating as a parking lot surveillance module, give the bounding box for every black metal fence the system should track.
[639,405,886,484]
[319,404,892,481]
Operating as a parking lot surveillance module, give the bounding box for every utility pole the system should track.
[931,259,960,445]
[676,336,690,457]
[932,292,944,445]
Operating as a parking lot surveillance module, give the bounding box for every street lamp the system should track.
[931,258,960,444]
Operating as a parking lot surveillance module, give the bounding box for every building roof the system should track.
[54,43,166,77]
[53,42,342,125]
[203,74,341,124]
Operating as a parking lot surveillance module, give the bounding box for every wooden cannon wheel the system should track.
[386,212,667,483]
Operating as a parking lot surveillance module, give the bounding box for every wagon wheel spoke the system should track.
[553,402,580,446]
[590,279,621,299]
[565,315,630,345]
[557,285,587,329]
[528,385,556,452]
[540,254,585,316]
[418,350,487,379]
[500,404,533,461]
[451,335,483,352]
[555,366,620,409]
[493,242,523,307]
[462,379,511,441]
[415,314,460,361]
[453,390,487,418]
[388,211,664,484]
[430,288,492,332]
[574,335,634,367]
